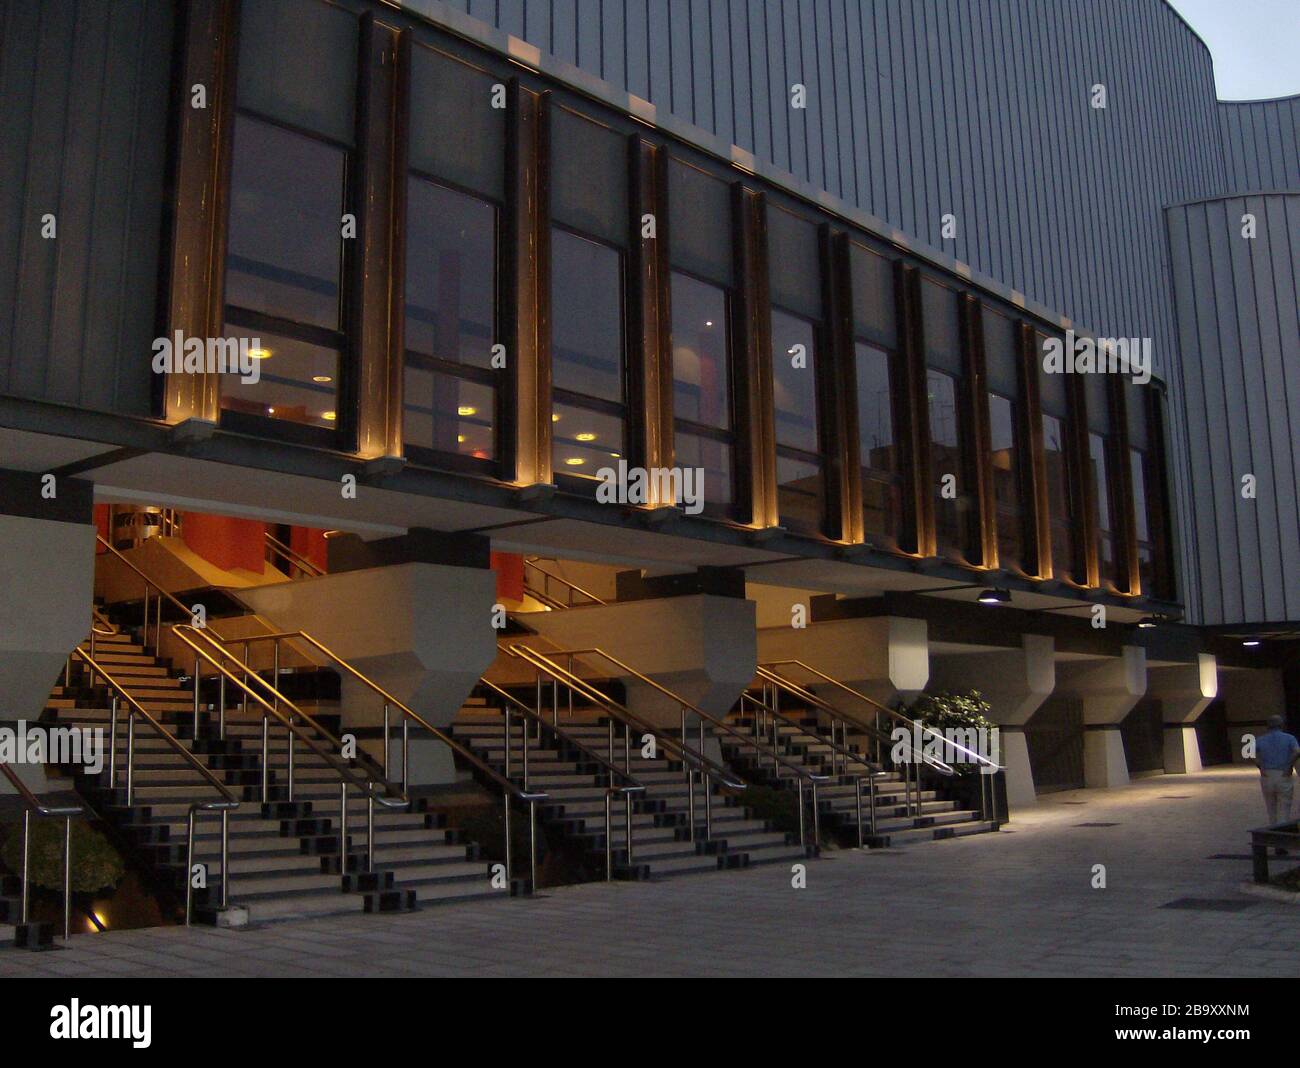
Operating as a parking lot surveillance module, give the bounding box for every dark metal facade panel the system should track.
[0,0,172,417]
[1166,194,1300,627]
[1218,96,1300,193]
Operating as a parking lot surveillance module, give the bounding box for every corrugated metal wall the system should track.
[1218,96,1300,192]
[1166,193,1300,627]
[0,0,172,416]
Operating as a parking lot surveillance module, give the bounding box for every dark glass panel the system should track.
[1042,413,1075,580]
[674,431,734,508]
[218,324,339,429]
[771,309,819,453]
[776,453,824,533]
[403,368,495,460]
[670,273,730,430]
[988,392,1023,571]
[225,116,345,331]
[551,229,624,403]
[855,341,898,540]
[405,178,496,369]
[552,402,625,480]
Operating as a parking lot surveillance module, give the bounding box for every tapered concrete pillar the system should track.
[240,562,499,782]
[1148,653,1217,773]
[1220,667,1286,764]
[929,634,1055,807]
[756,615,929,707]
[1058,645,1147,789]
[525,594,756,731]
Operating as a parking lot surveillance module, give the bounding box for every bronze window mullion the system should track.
[732,185,776,528]
[1017,322,1051,579]
[821,228,860,544]
[502,81,550,486]
[163,0,240,426]
[1066,367,1098,587]
[353,15,405,460]
[627,137,673,485]
[1109,373,1140,595]
[961,295,996,568]
[1145,385,1178,601]
[895,264,932,557]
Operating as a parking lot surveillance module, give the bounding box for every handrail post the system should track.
[261,712,269,804]
[242,641,250,716]
[62,816,72,940]
[681,707,694,842]
[220,809,230,909]
[185,808,196,925]
[528,799,538,894]
[699,720,712,840]
[141,586,148,652]
[218,672,226,741]
[126,711,135,805]
[287,713,295,803]
[382,702,390,778]
[504,704,512,777]
[503,790,513,884]
[796,780,805,847]
[401,718,409,790]
[19,809,31,924]
[855,776,864,848]
[367,786,375,872]
[868,774,877,836]
[109,696,118,785]
[604,791,613,881]
[338,783,348,872]
[192,656,201,737]
[811,780,820,847]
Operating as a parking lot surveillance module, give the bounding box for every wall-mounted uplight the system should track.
[977,588,1010,605]
[1136,616,1160,629]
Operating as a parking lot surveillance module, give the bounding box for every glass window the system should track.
[771,309,825,532]
[1090,431,1119,586]
[551,229,625,483]
[855,342,899,542]
[988,392,1023,572]
[671,272,734,512]
[403,177,499,464]
[928,368,974,558]
[1130,447,1154,591]
[222,114,348,434]
[1042,413,1076,581]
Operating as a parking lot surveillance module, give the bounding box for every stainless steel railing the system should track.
[478,677,645,880]
[0,764,82,941]
[511,643,834,848]
[203,629,551,893]
[522,558,607,609]
[70,646,240,925]
[264,532,325,579]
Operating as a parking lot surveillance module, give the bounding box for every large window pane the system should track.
[404,369,495,460]
[552,229,624,403]
[989,392,1023,571]
[1042,413,1075,580]
[552,402,624,479]
[772,309,819,452]
[1131,447,1154,590]
[776,454,824,533]
[928,369,972,556]
[405,179,496,369]
[225,116,344,331]
[219,325,339,429]
[671,274,730,429]
[855,342,898,540]
[675,430,733,508]
[1090,432,1118,585]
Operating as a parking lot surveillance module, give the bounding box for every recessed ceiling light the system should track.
[564,457,584,466]
[248,347,272,359]
[321,411,336,421]
[1136,615,1159,629]
[1242,638,1261,647]
[552,413,561,422]
[457,405,476,416]
[267,407,276,415]
[977,588,1010,605]
[457,434,465,443]
[705,320,713,327]
[575,432,596,441]
[312,375,332,383]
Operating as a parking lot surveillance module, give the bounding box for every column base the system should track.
[1084,726,1130,789]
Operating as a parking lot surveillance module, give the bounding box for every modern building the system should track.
[0,0,1295,932]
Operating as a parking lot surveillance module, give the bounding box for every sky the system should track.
[1166,0,1300,100]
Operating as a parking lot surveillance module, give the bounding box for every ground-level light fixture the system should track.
[977,588,1011,605]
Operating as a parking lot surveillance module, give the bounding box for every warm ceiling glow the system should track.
[458,405,477,416]
[564,457,585,466]
[575,432,596,441]
[267,407,276,415]
[248,347,272,359]
[322,411,336,421]
[457,434,465,443]
[312,375,332,383]
[552,413,561,422]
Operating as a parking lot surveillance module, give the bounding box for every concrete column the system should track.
[1220,667,1287,764]
[1148,653,1218,774]
[240,562,499,783]
[1058,645,1147,789]
[929,634,1055,808]
[525,594,756,734]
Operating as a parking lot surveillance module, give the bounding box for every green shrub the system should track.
[0,820,125,894]
[902,690,997,775]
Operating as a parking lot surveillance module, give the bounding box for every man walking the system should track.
[1255,714,1300,828]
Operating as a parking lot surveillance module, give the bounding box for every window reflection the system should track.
[988,393,1023,571]
[671,272,734,511]
[928,369,973,558]
[855,342,898,541]
[1090,432,1118,586]
[1042,413,1076,581]
[771,309,824,532]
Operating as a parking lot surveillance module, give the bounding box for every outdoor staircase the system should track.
[449,694,810,878]
[725,691,999,846]
[43,627,505,923]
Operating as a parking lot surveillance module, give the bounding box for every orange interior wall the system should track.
[492,551,524,602]
[181,512,266,573]
[289,527,329,573]
[93,504,111,552]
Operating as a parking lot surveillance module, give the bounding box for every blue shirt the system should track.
[1256,729,1300,771]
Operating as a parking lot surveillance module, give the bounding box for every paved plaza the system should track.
[0,765,1292,978]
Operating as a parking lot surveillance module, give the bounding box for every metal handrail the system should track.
[478,677,645,881]
[95,533,227,647]
[760,659,1003,771]
[265,532,324,579]
[70,647,240,925]
[204,629,551,892]
[91,605,118,636]
[522,558,607,607]
[0,764,82,941]
[504,642,821,848]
